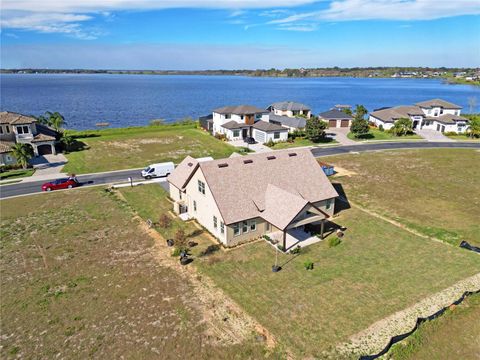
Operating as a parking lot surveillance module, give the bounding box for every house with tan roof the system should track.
[0,111,59,166]
[369,98,469,133]
[167,149,338,249]
[212,105,288,143]
[267,101,311,118]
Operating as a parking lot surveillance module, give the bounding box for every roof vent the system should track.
[267,156,276,160]
[288,153,297,157]
[218,163,229,168]
[187,162,193,167]
[243,159,253,164]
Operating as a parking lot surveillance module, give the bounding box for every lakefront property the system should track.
[168,149,338,249]
[369,98,469,133]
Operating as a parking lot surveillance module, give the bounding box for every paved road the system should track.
[1,141,479,199]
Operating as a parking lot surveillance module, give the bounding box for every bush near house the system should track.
[390,117,414,136]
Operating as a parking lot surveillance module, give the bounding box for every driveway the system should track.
[227,139,272,153]
[325,127,358,146]
[29,154,68,177]
[415,128,455,142]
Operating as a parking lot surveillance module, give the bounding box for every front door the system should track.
[242,128,248,138]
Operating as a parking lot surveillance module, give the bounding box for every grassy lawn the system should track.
[446,134,480,141]
[0,189,271,359]
[117,184,480,358]
[347,127,422,141]
[0,168,35,181]
[62,124,236,174]
[388,293,480,359]
[327,149,480,246]
[268,137,337,150]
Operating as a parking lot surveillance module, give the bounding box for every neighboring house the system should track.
[167,149,338,249]
[0,141,16,166]
[334,104,351,111]
[369,99,468,133]
[0,112,58,162]
[212,105,288,143]
[267,101,311,118]
[268,113,306,132]
[319,109,354,128]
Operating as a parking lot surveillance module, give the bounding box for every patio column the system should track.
[51,143,56,155]
[282,230,286,250]
[320,220,325,239]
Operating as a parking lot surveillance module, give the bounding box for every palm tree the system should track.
[467,117,480,138]
[45,111,66,132]
[11,143,34,169]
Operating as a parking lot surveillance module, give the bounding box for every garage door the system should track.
[38,144,52,155]
[340,119,350,127]
[254,130,266,143]
[328,120,337,128]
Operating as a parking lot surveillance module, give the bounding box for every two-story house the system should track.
[0,111,58,166]
[167,149,338,250]
[369,99,469,133]
[212,105,288,143]
[267,101,311,118]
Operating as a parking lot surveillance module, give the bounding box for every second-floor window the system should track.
[326,199,333,210]
[16,126,29,134]
[220,222,224,234]
[198,180,205,194]
[213,216,217,229]
[193,200,197,212]
[225,114,231,119]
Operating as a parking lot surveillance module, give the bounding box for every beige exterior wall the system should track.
[169,183,183,203]
[312,198,336,217]
[226,217,271,247]
[183,168,227,245]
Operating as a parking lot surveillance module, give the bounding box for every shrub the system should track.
[444,131,458,136]
[214,133,227,141]
[264,139,275,147]
[304,261,314,270]
[171,247,181,257]
[150,119,165,126]
[158,214,172,228]
[378,124,384,132]
[391,118,414,136]
[263,234,272,242]
[305,117,327,142]
[290,246,301,255]
[328,237,342,248]
[277,244,285,252]
[173,229,188,253]
[200,244,220,257]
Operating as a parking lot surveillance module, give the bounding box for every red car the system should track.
[42,177,79,192]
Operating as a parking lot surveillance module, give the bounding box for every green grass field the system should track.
[388,293,480,359]
[347,127,422,141]
[327,149,480,246]
[268,137,337,150]
[62,124,236,174]
[0,168,35,180]
[446,134,480,141]
[0,189,273,359]
[116,183,480,358]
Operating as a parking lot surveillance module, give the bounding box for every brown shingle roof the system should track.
[0,111,36,125]
[427,114,469,124]
[213,105,267,115]
[252,121,287,132]
[0,141,14,154]
[198,149,338,225]
[415,99,462,109]
[370,105,424,123]
[221,121,250,130]
[167,156,199,190]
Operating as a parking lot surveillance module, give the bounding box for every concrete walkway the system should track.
[325,128,358,145]
[415,128,455,142]
[29,154,68,177]
[227,139,272,153]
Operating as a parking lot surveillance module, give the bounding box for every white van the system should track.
[141,162,175,179]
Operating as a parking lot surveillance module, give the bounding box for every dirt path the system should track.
[337,273,480,357]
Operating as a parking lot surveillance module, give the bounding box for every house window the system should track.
[233,130,240,137]
[17,126,29,134]
[266,223,271,232]
[273,132,280,139]
[440,109,444,114]
[198,180,205,194]
[179,189,182,200]
[0,127,3,134]
[240,115,244,120]
[249,219,256,232]
[6,125,9,133]
[233,223,241,236]
[242,221,249,233]
[225,114,231,119]
[193,200,197,212]
[213,216,218,229]
[220,222,225,234]
[326,199,333,210]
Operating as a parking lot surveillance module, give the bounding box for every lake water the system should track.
[1,74,479,130]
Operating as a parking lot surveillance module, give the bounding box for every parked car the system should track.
[41,177,79,191]
[244,137,256,144]
[141,162,175,179]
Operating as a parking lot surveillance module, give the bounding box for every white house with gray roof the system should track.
[369,99,468,133]
[167,149,338,249]
[267,101,311,118]
[212,105,288,143]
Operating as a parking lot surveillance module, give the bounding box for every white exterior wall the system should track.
[224,128,244,141]
[420,107,461,117]
[369,115,394,130]
[253,129,288,143]
[184,168,227,245]
[273,109,311,118]
[433,121,468,133]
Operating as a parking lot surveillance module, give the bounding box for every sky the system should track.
[1,0,480,69]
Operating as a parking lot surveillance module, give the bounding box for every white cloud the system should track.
[276,23,317,31]
[1,13,99,39]
[272,0,480,23]
[1,0,317,13]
